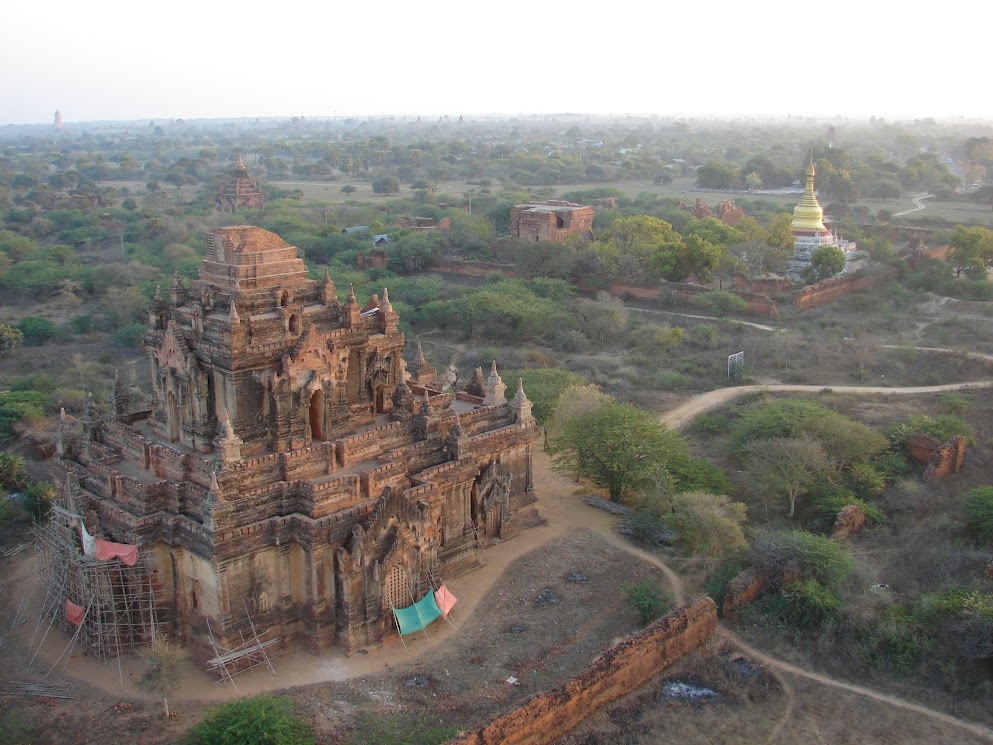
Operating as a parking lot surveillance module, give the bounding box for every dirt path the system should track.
[719,628,993,742]
[893,193,933,217]
[628,305,779,332]
[661,380,993,430]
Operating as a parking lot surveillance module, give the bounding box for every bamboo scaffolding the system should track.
[29,503,159,666]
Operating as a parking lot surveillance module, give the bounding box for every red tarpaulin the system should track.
[65,599,85,627]
[434,585,457,618]
[94,538,138,566]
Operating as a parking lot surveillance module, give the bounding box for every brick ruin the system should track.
[215,155,264,213]
[924,435,968,483]
[448,599,717,745]
[60,225,540,659]
[510,201,594,243]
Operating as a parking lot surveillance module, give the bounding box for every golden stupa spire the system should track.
[791,149,827,232]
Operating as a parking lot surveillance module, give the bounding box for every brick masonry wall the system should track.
[447,598,717,745]
[792,271,876,311]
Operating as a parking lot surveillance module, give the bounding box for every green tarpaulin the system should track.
[393,591,443,635]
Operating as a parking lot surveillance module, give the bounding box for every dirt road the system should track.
[661,379,993,430]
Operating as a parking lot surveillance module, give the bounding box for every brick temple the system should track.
[62,226,540,658]
[510,200,595,243]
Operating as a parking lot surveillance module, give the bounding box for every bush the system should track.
[811,484,884,526]
[0,323,23,356]
[9,373,57,394]
[0,451,30,491]
[846,463,887,499]
[663,491,748,557]
[692,413,733,434]
[17,316,58,346]
[0,391,48,442]
[764,578,843,628]
[622,578,673,626]
[185,695,314,745]
[964,486,993,542]
[21,481,55,521]
[870,449,912,479]
[704,562,747,612]
[730,399,833,452]
[750,530,854,590]
[112,322,148,347]
[886,414,973,447]
[704,290,747,318]
[69,314,93,334]
[937,391,969,415]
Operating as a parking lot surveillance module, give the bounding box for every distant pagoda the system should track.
[216,154,264,213]
[788,152,855,278]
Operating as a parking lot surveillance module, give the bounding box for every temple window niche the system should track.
[309,389,325,441]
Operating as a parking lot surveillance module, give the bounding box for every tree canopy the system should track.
[549,399,687,502]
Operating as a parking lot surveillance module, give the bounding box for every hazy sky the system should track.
[2,0,988,125]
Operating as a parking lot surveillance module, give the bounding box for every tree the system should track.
[696,162,741,190]
[671,235,724,282]
[549,400,687,502]
[509,368,585,425]
[371,173,399,195]
[139,633,183,718]
[340,185,357,195]
[745,436,831,518]
[803,245,846,283]
[545,383,613,445]
[0,324,23,356]
[948,225,993,278]
[703,289,747,318]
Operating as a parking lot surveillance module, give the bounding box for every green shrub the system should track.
[666,453,732,494]
[870,449,912,479]
[0,451,30,491]
[10,373,57,394]
[862,609,932,674]
[846,463,886,499]
[622,578,673,626]
[750,530,854,590]
[69,314,93,334]
[964,486,993,542]
[730,399,834,452]
[811,484,884,526]
[692,413,733,434]
[17,316,58,346]
[937,391,969,415]
[21,481,55,521]
[886,414,973,447]
[764,578,843,628]
[0,710,34,745]
[704,561,746,612]
[0,391,48,442]
[0,495,23,524]
[112,323,148,347]
[664,491,748,557]
[185,695,314,745]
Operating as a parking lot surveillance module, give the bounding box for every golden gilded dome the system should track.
[791,156,828,233]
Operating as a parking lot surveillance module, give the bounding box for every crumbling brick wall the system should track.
[721,567,767,617]
[831,504,867,541]
[448,598,717,745]
[924,435,967,483]
[792,271,876,311]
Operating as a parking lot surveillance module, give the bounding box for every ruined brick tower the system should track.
[63,226,540,659]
